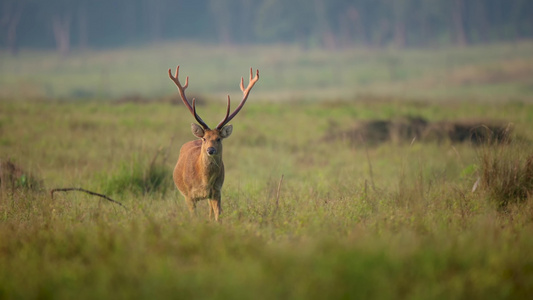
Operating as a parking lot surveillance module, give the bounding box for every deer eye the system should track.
[216,138,221,142]
[202,138,206,142]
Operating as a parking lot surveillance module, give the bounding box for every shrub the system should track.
[0,159,42,195]
[477,142,533,207]
[98,157,172,197]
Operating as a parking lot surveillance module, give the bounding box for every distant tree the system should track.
[206,0,257,44]
[35,0,77,56]
[77,0,88,50]
[313,0,336,49]
[209,0,234,44]
[255,0,316,46]
[2,0,532,51]
[52,12,71,56]
[337,4,359,47]
[505,0,533,40]
[391,0,408,47]
[0,0,26,55]
[143,0,165,42]
[467,0,490,42]
[451,0,468,46]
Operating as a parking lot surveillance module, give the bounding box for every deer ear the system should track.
[220,124,233,138]
[191,123,205,138]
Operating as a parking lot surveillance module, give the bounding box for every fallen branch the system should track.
[50,187,127,209]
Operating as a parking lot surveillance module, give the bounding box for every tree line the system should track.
[1,0,532,55]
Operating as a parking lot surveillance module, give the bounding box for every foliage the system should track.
[97,155,172,197]
[1,0,533,54]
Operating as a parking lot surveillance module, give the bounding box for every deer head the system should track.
[168,66,259,152]
[190,122,232,157]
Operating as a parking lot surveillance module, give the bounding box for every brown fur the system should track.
[173,126,231,221]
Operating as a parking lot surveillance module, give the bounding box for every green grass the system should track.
[1,41,533,101]
[1,97,533,299]
[1,42,533,298]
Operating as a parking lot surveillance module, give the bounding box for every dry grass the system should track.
[478,142,533,208]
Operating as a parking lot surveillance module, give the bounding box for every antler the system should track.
[216,68,260,129]
[168,66,210,129]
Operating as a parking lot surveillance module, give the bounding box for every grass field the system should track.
[1,42,533,299]
[2,41,533,101]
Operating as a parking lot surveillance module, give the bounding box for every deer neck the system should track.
[198,151,223,177]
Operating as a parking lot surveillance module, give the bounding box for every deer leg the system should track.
[208,199,221,221]
[185,198,196,218]
[208,203,214,219]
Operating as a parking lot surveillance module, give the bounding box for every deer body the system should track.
[174,125,232,219]
[175,139,224,201]
[168,66,258,221]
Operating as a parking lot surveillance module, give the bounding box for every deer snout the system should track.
[207,147,217,155]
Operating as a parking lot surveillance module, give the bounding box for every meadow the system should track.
[1,42,533,299]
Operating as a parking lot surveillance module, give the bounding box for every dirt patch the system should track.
[422,120,511,145]
[323,117,512,146]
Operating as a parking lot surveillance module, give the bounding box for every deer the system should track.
[168,66,259,221]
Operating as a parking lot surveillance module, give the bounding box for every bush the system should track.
[98,157,172,197]
[0,159,42,195]
[478,142,533,207]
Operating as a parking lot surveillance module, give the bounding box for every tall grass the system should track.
[97,154,172,197]
[477,139,533,208]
